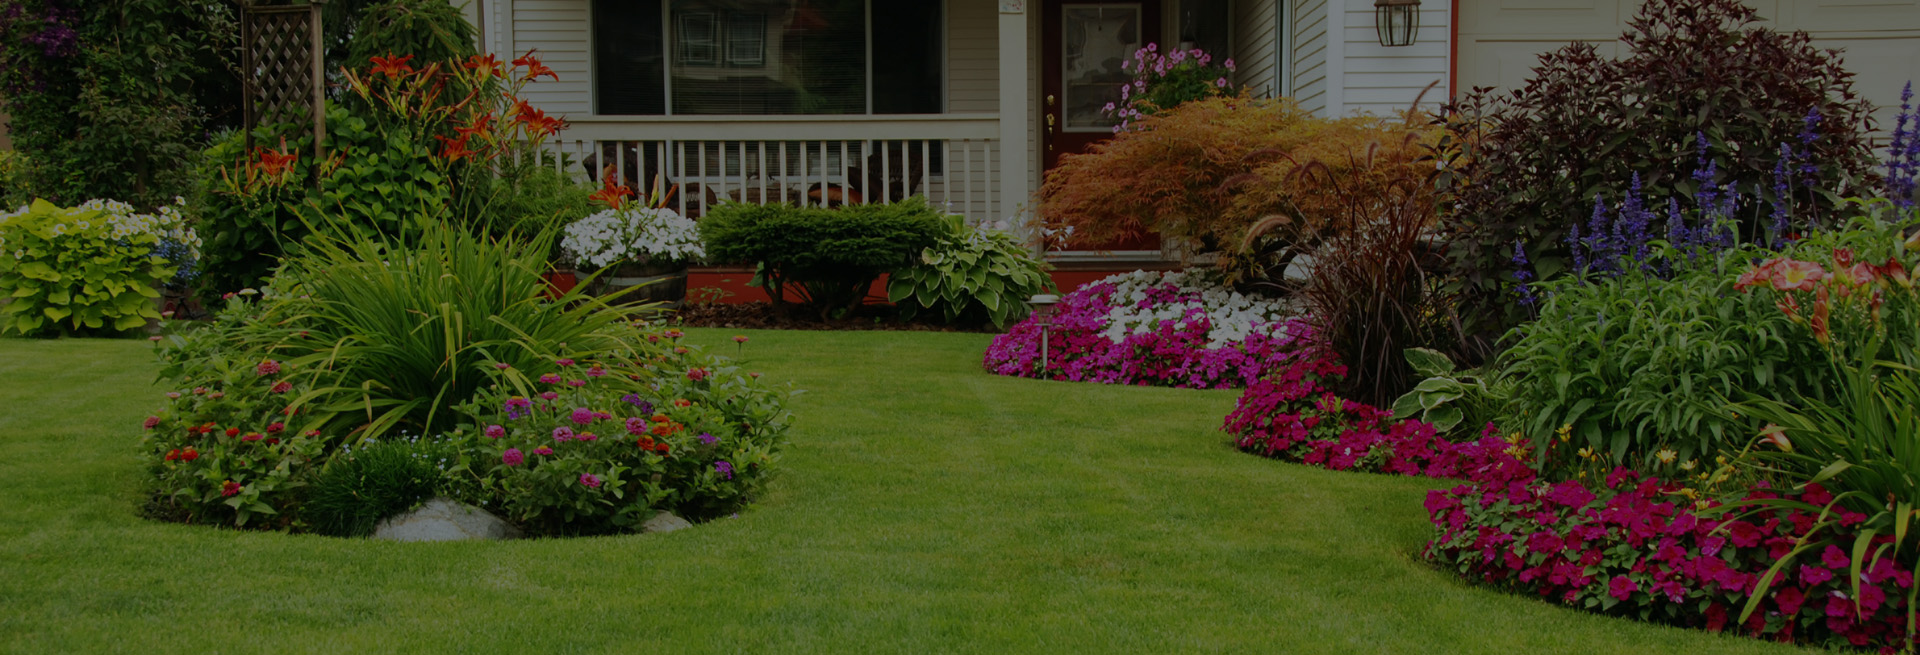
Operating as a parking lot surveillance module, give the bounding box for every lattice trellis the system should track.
[241,1,327,161]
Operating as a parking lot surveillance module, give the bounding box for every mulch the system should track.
[672,301,998,333]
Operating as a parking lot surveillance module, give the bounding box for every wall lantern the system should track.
[1374,0,1421,47]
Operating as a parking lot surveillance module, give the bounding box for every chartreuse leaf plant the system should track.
[0,199,178,335]
[888,213,1053,329]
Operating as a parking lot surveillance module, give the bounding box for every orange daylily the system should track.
[433,134,477,161]
[252,137,299,177]
[1769,259,1828,292]
[462,53,504,78]
[512,50,558,81]
[369,54,416,78]
[589,175,634,209]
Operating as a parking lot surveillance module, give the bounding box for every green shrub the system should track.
[193,129,311,294]
[303,436,451,537]
[1437,0,1879,342]
[1502,249,1829,476]
[1391,348,1513,437]
[144,220,796,532]
[314,104,452,239]
[0,199,191,335]
[344,0,478,70]
[450,340,794,534]
[887,214,1052,328]
[700,197,945,318]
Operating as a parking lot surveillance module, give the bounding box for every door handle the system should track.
[1046,113,1055,135]
[1046,94,1056,106]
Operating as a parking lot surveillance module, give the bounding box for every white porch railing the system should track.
[534,114,1005,223]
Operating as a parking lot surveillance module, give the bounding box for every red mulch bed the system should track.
[672,301,998,333]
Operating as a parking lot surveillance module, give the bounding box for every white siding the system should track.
[948,0,1000,113]
[510,0,592,116]
[1337,0,1448,116]
[1233,0,1281,98]
[1455,0,1920,137]
[1290,0,1329,115]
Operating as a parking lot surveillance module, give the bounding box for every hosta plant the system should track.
[0,198,198,335]
[888,213,1053,328]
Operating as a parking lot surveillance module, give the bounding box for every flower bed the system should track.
[1223,358,1530,481]
[982,270,1310,389]
[1425,471,1918,650]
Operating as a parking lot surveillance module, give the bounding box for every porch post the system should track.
[997,1,1032,225]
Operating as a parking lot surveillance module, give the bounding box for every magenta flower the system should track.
[570,407,595,425]
[1214,77,1227,88]
[533,446,554,456]
[626,417,647,436]
[494,362,511,370]
[485,424,506,439]
[504,396,533,419]
[256,360,281,376]
[579,473,602,488]
[556,358,576,366]
[578,432,598,442]
[552,427,574,442]
[1607,575,1638,601]
[687,368,709,381]
[501,448,524,466]
[539,373,562,384]
[539,391,559,401]
[586,366,606,378]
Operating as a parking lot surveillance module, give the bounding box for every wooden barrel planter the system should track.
[601,262,689,310]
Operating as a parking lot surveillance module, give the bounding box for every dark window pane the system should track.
[872,0,943,114]
[670,0,866,115]
[1179,0,1231,60]
[593,0,666,115]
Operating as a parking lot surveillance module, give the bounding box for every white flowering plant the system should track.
[0,197,200,335]
[1096,269,1294,347]
[559,206,705,270]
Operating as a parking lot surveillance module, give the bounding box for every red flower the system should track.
[454,113,495,138]
[434,133,478,161]
[513,50,558,81]
[182,448,199,461]
[242,433,263,442]
[143,416,160,430]
[462,53,504,77]
[165,449,182,461]
[252,140,299,178]
[225,427,241,437]
[588,175,634,209]
[256,359,282,376]
[270,381,292,394]
[221,480,243,497]
[266,422,285,434]
[369,54,416,78]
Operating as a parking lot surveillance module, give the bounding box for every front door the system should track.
[1042,0,1164,255]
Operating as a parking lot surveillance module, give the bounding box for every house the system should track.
[456,0,1918,284]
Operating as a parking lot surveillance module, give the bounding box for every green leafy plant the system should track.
[139,351,330,528]
[1391,348,1511,437]
[1104,45,1237,130]
[0,199,180,335]
[302,436,452,537]
[1503,248,1830,476]
[450,340,793,535]
[700,198,945,318]
[888,214,1053,328]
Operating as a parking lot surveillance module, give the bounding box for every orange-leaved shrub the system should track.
[1038,95,1436,279]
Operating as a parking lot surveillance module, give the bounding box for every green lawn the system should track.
[0,330,1819,653]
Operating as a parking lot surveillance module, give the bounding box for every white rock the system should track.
[641,511,692,533]
[372,497,521,542]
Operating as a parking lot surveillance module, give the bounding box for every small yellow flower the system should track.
[1716,455,1728,465]
[1680,460,1697,471]
[1556,424,1573,443]
[1656,449,1677,464]
[1577,447,1596,460]
[1678,487,1698,500]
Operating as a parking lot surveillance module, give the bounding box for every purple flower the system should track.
[501,448,524,466]
[621,394,654,414]
[569,407,595,425]
[1511,240,1537,306]
[552,427,574,442]
[715,460,735,479]
[1888,82,1918,210]
[484,424,506,439]
[698,432,718,445]
[504,396,533,419]
[579,473,602,488]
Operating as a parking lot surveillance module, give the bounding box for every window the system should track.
[592,0,945,116]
